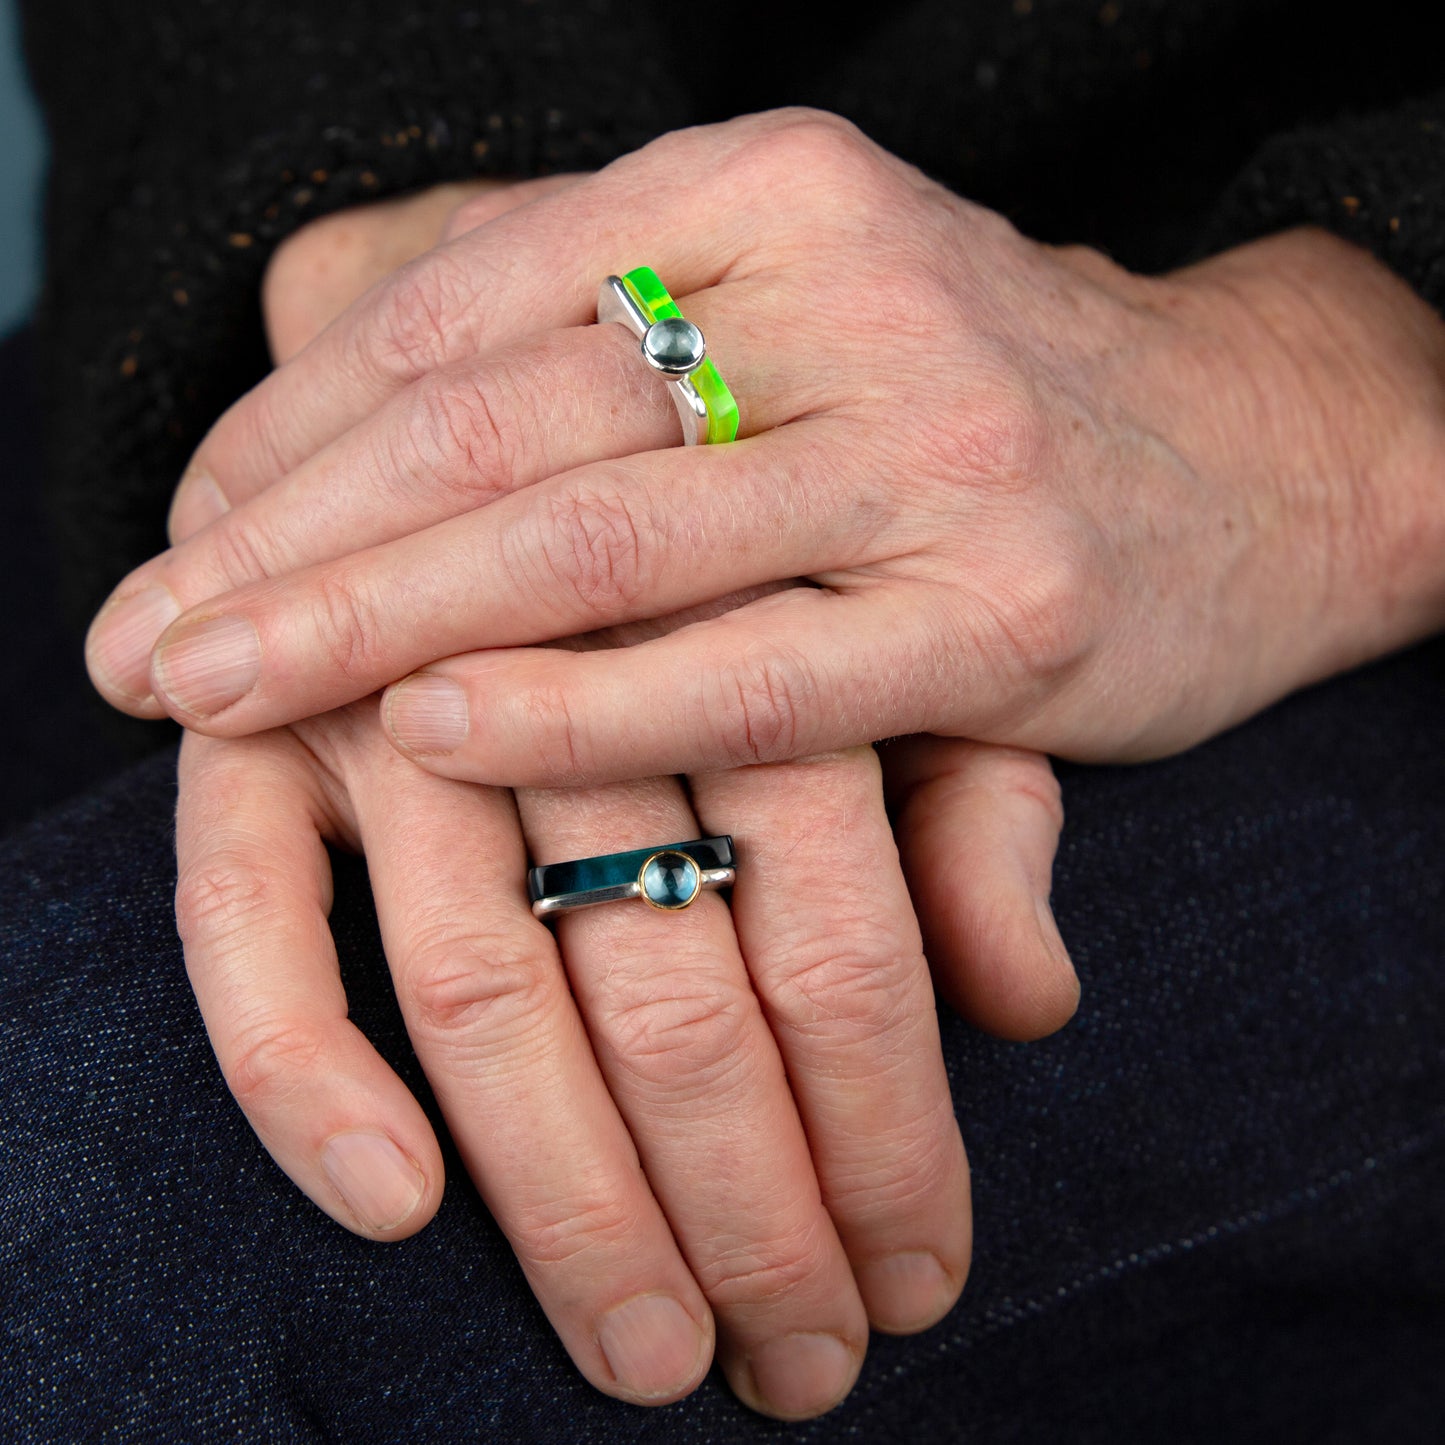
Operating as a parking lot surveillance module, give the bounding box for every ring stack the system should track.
[528,835,737,918]
[597,267,739,446]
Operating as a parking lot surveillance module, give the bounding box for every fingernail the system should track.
[321,1132,426,1232]
[597,1294,707,1401]
[856,1250,957,1333]
[87,585,182,701]
[169,469,230,541]
[152,615,261,717]
[385,675,469,755]
[746,1332,858,1419]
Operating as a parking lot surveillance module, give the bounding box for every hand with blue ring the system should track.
[111,164,1080,1421]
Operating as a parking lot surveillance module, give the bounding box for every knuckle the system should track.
[307,566,387,685]
[602,984,758,1095]
[695,1214,835,1304]
[526,481,656,621]
[225,1017,327,1107]
[988,750,1065,832]
[965,538,1092,684]
[708,649,815,766]
[444,195,496,236]
[736,110,878,211]
[260,229,306,302]
[952,378,1050,490]
[513,1182,641,1270]
[766,934,925,1045]
[208,385,295,495]
[201,513,285,591]
[918,741,1065,833]
[958,198,1025,253]
[769,108,868,165]
[407,365,513,502]
[516,676,591,785]
[364,250,476,381]
[175,857,277,947]
[833,1108,963,1222]
[401,926,556,1044]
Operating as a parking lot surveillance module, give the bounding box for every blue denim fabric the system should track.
[3,639,1444,1443]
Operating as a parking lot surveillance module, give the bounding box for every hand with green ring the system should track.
[89,107,1445,781]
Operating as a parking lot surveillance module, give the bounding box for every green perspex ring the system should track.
[597,267,739,446]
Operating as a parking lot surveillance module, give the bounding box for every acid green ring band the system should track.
[596,267,739,446]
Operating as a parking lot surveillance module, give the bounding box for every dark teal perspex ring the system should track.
[529,835,736,918]
[597,267,739,446]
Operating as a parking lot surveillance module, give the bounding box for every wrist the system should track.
[1165,227,1445,682]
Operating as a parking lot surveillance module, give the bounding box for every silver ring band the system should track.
[531,866,736,919]
[527,835,737,919]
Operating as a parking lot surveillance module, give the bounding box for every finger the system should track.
[178,110,841,513]
[516,776,868,1420]
[165,322,687,595]
[173,176,592,537]
[117,433,920,741]
[436,173,584,245]
[378,583,965,787]
[260,183,501,371]
[688,748,972,1335]
[174,729,444,1240]
[347,730,715,1407]
[95,272,809,715]
[883,737,1079,1040]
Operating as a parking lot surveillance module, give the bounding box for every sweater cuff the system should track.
[1204,90,1445,314]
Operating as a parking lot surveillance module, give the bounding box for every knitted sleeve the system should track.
[1206,90,1445,314]
[19,0,693,622]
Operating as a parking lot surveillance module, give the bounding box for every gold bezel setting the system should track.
[637,850,703,911]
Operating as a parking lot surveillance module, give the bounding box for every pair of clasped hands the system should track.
[83,110,1445,1419]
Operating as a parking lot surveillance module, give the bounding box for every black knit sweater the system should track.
[18,0,1445,625]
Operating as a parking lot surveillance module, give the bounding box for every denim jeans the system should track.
[3,636,1443,1443]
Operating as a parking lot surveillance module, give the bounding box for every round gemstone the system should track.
[639,851,702,910]
[641,317,706,376]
